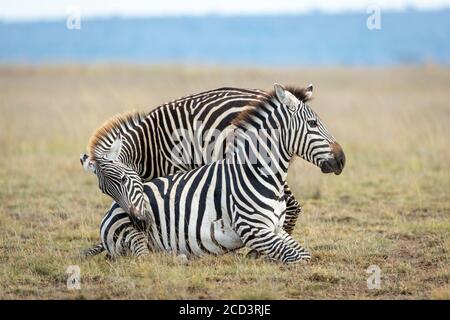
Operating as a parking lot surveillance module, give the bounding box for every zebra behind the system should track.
[85,84,345,263]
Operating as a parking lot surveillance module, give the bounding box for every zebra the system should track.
[83,84,345,263]
[80,87,304,239]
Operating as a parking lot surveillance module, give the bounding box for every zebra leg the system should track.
[126,229,151,257]
[109,224,150,258]
[277,230,310,261]
[100,204,151,259]
[246,185,303,259]
[80,243,105,258]
[282,184,303,236]
[238,224,310,264]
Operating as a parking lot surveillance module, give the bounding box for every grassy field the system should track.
[0,65,449,299]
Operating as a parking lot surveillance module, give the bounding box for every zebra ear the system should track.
[103,135,122,161]
[274,83,286,102]
[80,153,97,174]
[274,83,298,111]
[305,84,313,100]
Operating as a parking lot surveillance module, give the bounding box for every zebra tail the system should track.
[80,243,105,258]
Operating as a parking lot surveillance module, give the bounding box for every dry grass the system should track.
[0,65,449,299]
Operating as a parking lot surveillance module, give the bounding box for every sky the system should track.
[1,0,450,21]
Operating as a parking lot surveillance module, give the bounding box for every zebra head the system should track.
[80,135,148,225]
[274,83,345,175]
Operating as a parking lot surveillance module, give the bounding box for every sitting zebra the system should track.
[82,84,345,263]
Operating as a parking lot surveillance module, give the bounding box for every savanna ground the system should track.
[0,65,449,299]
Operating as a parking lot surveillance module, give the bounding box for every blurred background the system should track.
[1,0,450,65]
[0,0,449,299]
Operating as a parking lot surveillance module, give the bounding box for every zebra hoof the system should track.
[176,254,189,265]
[105,253,116,261]
[246,249,262,260]
[302,250,311,258]
[300,252,311,263]
[302,257,311,262]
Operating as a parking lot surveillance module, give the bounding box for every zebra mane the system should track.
[231,85,313,127]
[87,111,144,160]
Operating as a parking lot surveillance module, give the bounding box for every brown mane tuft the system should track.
[87,111,143,160]
[230,105,258,127]
[231,85,312,128]
[282,85,313,103]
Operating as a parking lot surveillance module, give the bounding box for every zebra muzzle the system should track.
[321,142,345,175]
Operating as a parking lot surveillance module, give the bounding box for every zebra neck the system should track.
[231,101,292,190]
[115,116,155,178]
[116,152,144,176]
[232,134,289,188]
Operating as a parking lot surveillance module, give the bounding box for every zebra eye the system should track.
[121,175,128,183]
[307,119,318,128]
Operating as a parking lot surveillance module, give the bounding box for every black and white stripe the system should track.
[81,87,304,244]
[81,203,150,259]
[88,84,345,264]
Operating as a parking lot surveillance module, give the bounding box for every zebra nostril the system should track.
[339,152,346,169]
[80,154,87,165]
[331,142,345,170]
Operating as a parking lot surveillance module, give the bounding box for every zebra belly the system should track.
[189,177,243,256]
[145,163,243,257]
[211,218,243,251]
